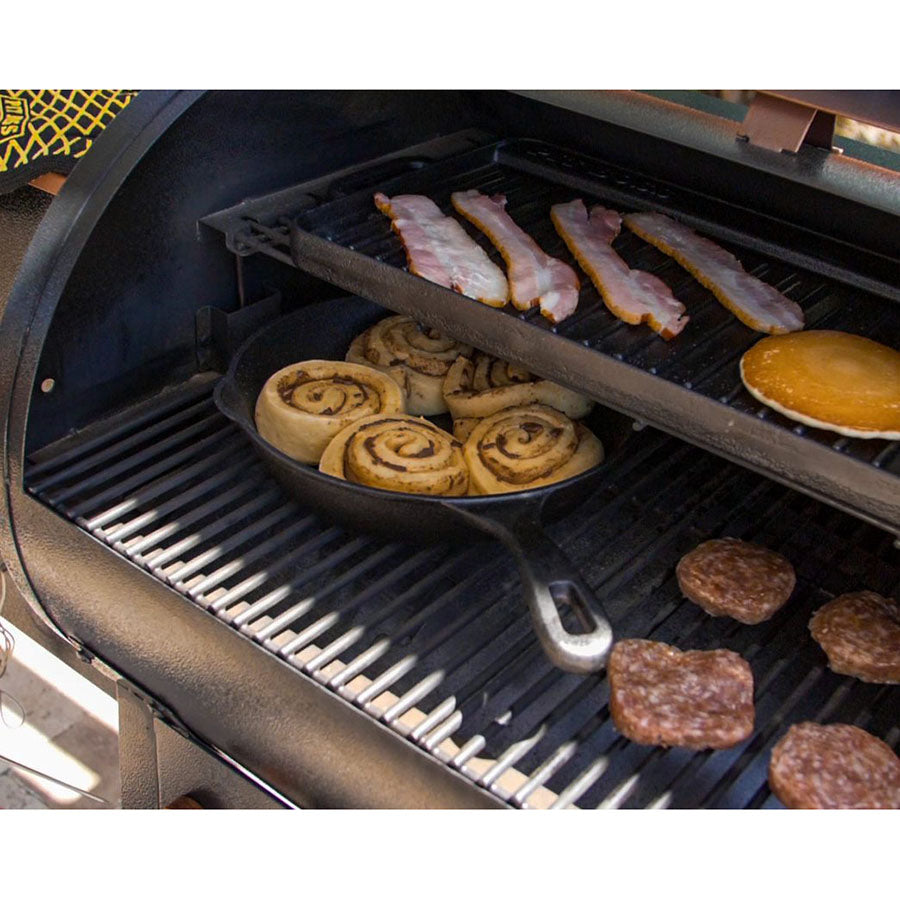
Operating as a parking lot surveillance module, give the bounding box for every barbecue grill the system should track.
[1,90,897,809]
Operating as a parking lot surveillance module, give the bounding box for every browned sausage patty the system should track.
[769,722,900,809]
[676,537,795,624]
[809,591,900,684]
[608,639,755,750]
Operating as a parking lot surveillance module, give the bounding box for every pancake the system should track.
[740,331,900,439]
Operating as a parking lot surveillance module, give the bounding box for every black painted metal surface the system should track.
[25,379,899,808]
[211,138,900,537]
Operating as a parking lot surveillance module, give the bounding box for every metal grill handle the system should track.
[447,503,614,675]
[501,517,613,675]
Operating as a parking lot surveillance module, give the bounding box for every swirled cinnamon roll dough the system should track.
[319,413,469,496]
[346,315,471,415]
[443,351,593,427]
[255,360,405,464]
[463,404,603,495]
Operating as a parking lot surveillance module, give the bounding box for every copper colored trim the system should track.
[29,172,67,195]
[738,93,837,154]
[764,90,900,133]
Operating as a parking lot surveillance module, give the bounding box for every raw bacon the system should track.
[373,193,508,308]
[450,190,580,323]
[624,212,804,334]
[551,199,688,339]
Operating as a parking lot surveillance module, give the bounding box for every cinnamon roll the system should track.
[452,417,481,441]
[255,360,405,464]
[443,352,593,431]
[464,404,603,495]
[320,414,469,496]
[346,315,471,415]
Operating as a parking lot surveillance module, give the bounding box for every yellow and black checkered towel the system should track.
[0,89,137,193]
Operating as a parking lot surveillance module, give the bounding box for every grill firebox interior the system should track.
[25,377,900,808]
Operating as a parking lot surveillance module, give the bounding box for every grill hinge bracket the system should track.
[737,92,840,154]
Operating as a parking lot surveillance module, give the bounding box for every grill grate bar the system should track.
[272,546,446,657]
[47,413,227,507]
[169,505,308,589]
[297,549,488,681]
[185,520,336,601]
[383,672,446,725]
[477,726,548,791]
[513,739,578,806]
[28,396,218,493]
[550,756,610,809]
[24,378,216,480]
[234,542,395,631]
[118,467,268,558]
[65,424,236,518]
[142,487,285,572]
[422,708,464,751]
[82,435,250,531]
[411,697,457,742]
[103,454,263,543]
[211,534,372,615]
[355,656,419,707]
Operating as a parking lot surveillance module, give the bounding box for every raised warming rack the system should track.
[25,379,899,808]
[204,137,900,540]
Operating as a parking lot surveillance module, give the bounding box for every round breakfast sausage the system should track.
[808,591,900,684]
[676,537,796,625]
[608,639,755,750]
[769,722,900,809]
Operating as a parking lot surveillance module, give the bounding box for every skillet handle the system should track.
[497,518,613,675]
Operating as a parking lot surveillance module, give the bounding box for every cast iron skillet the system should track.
[214,296,626,674]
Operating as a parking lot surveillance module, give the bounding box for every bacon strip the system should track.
[374,193,508,308]
[450,190,580,323]
[623,212,804,334]
[551,200,688,340]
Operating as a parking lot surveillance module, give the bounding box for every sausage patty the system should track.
[676,537,795,624]
[608,639,755,750]
[769,722,900,809]
[808,591,900,684]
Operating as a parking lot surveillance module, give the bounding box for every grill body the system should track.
[1,90,897,808]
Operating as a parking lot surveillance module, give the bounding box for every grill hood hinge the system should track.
[737,90,900,154]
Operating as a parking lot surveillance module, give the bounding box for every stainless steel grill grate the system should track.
[26,378,899,808]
